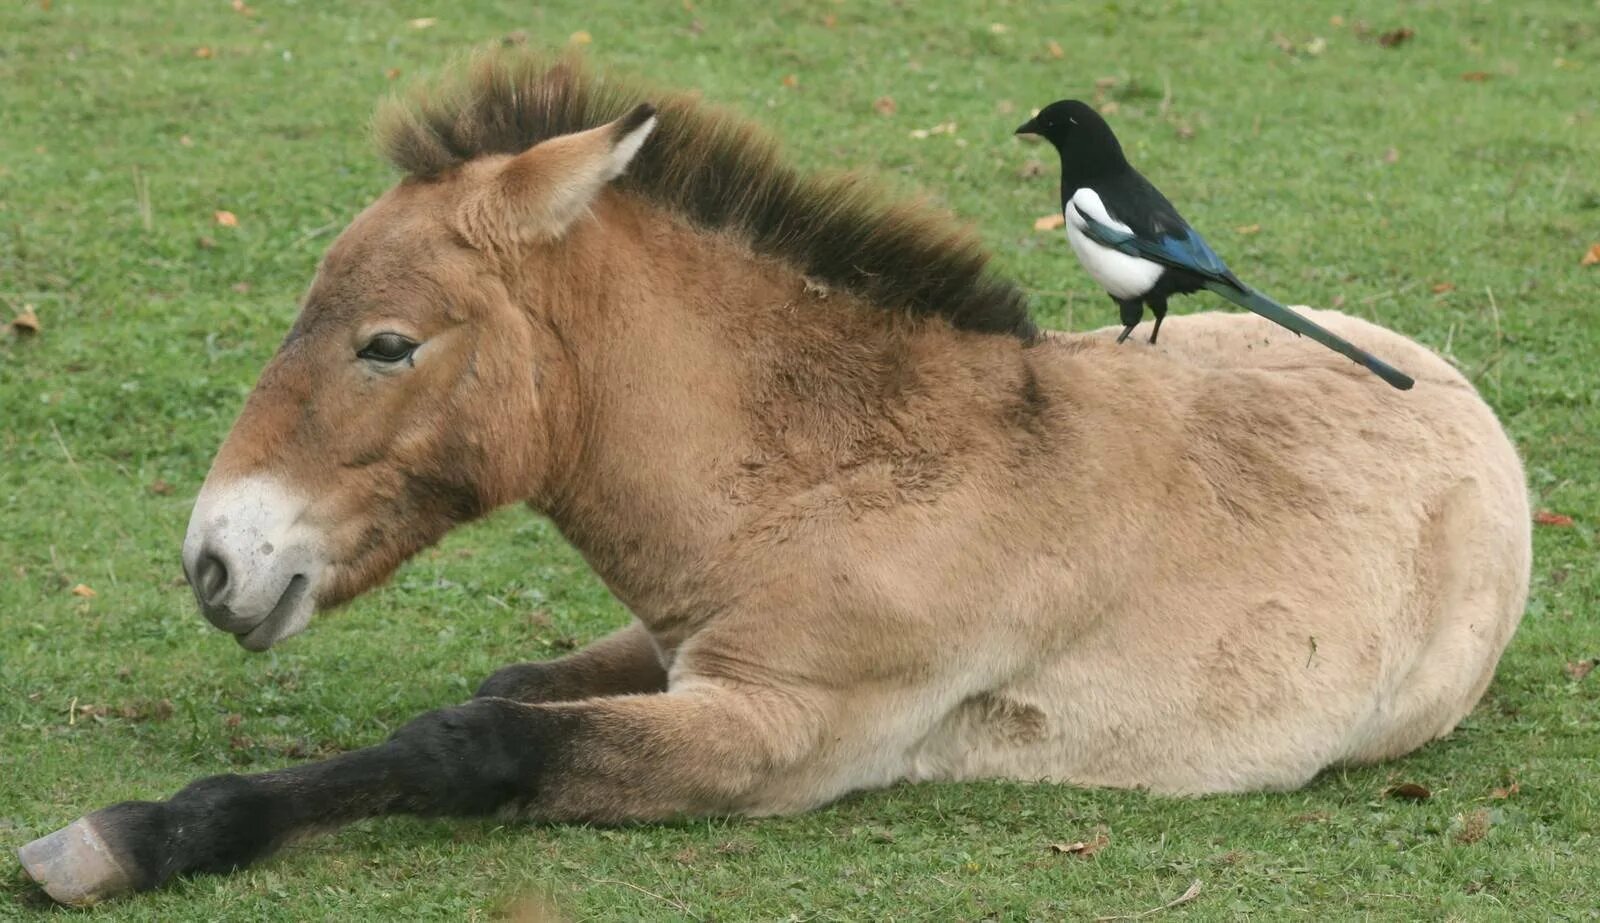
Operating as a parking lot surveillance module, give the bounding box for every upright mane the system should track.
[375,48,1036,340]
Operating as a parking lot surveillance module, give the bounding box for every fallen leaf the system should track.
[214,210,239,227]
[1034,213,1066,231]
[1581,243,1600,266]
[781,74,798,89]
[1453,808,1491,844]
[1490,781,1520,799]
[1377,27,1415,48]
[408,17,437,30]
[1384,782,1432,801]
[70,584,97,598]
[385,67,402,80]
[1329,14,1344,26]
[872,95,896,117]
[1049,832,1109,857]
[10,305,40,335]
[230,0,255,15]
[194,46,213,59]
[1461,70,1492,82]
[1047,39,1064,59]
[1234,223,1262,235]
[1431,282,1455,294]
[1533,510,1574,527]
[1565,659,1597,682]
[148,478,173,496]
[821,12,837,28]
[568,29,592,45]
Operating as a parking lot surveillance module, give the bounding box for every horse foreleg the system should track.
[18,687,824,905]
[474,621,667,703]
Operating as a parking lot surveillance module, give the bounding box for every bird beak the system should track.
[1015,118,1038,136]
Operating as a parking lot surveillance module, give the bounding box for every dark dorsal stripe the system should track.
[376,50,1036,341]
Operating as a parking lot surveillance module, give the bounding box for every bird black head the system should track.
[1016,99,1128,179]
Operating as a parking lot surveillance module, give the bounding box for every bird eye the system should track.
[357,333,418,364]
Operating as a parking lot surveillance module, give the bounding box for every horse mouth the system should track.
[234,574,312,652]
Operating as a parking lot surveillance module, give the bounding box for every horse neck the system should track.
[527,194,1030,636]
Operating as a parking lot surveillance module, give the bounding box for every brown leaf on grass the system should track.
[872,95,897,117]
[1234,223,1262,235]
[567,30,591,45]
[1431,282,1455,294]
[1461,71,1492,82]
[1047,40,1065,59]
[1581,243,1600,266]
[1377,27,1415,48]
[1490,781,1521,799]
[194,46,213,59]
[148,478,173,496]
[1384,782,1432,801]
[821,12,837,29]
[1564,659,1597,682]
[214,210,239,227]
[10,305,40,335]
[1533,510,1574,527]
[1453,808,1491,844]
[781,74,799,89]
[385,67,401,80]
[1034,213,1066,232]
[70,584,96,598]
[1049,832,1109,857]
[230,0,255,15]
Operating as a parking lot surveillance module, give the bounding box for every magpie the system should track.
[1016,99,1414,391]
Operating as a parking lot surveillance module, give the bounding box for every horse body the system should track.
[18,52,1529,905]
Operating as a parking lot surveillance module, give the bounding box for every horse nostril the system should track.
[195,551,230,606]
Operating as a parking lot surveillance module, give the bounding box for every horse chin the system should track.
[232,573,316,651]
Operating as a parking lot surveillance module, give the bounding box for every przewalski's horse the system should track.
[19,51,1530,905]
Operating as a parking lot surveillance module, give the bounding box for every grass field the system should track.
[2,0,1597,919]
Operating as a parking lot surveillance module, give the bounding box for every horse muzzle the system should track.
[181,475,326,651]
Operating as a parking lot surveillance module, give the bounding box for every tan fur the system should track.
[195,58,1530,817]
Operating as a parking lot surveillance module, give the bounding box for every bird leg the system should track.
[1114,296,1143,345]
[1148,299,1169,345]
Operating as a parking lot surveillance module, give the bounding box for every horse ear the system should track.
[464,103,658,247]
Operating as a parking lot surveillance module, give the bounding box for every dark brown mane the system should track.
[375,48,1036,340]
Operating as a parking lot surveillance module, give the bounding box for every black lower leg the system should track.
[84,698,575,892]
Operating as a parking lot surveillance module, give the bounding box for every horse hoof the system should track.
[16,817,136,907]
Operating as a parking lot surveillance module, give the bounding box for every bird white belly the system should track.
[1063,187,1163,301]
[1064,219,1163,300]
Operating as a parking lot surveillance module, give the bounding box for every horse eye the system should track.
[357,333,417,364]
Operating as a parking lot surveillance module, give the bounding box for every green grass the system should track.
[2,0,1597,919]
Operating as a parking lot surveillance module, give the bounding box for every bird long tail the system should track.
[1202,281,1415,391]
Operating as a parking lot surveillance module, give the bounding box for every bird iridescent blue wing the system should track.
[1071,204,1230,281]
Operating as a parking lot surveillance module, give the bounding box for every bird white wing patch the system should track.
[1064,187,1162,300]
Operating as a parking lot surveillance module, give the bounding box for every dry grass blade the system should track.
[1094,879,1203,921]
